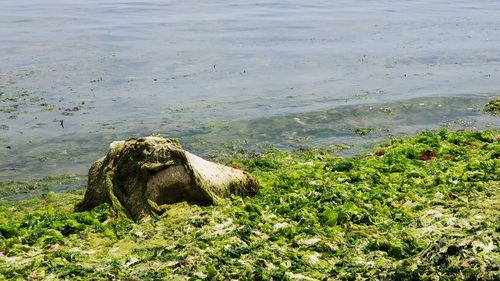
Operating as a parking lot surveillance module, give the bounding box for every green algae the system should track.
[0,175,84,199]
[354,127,373,136]
[0,89,57,118]
[0,129,499,280]
[485,97,500,116]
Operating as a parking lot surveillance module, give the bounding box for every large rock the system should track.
[75,136,259,219]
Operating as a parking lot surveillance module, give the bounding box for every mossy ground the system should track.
[1,130,499,280]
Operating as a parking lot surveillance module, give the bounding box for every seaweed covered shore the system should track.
[1,129,499,280]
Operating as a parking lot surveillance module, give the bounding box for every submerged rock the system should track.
[75,136,259,219]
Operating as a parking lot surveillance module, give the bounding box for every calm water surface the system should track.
[1,0,499,182]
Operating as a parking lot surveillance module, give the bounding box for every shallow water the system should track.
[1,0,500,182]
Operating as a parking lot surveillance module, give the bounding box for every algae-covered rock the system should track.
[75,137,258,219]
[485,97,500,116]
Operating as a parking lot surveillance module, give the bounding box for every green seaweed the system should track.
[485,97,500,116]
[354,127,373,136]
[0,129,499,280]
[0,175,84,199]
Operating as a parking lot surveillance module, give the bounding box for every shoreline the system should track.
[1,128,498,279]
[1,94,498,183]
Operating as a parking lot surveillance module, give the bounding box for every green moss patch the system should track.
[485,97,500,116]
[1,130,499,280]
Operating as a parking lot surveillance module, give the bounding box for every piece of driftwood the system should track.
[75,136,259,219]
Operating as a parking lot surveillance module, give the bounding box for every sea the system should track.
[1,0,499,184]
